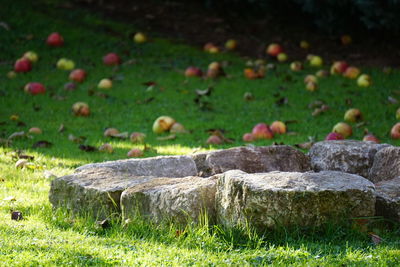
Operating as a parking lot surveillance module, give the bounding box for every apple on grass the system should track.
[46,32,64,47]
[343,66,360,79]
[325,132,344,140]
[309,55,323,67]
[315,70,329,78]
[29,127,42,134]
[225,39,237,51]
[72,102,90,116]
[152,116,176,134]
[7,71,17,79]
[363,134,380,143]
[185,66,203,77]
[304,74,317,84]
[242,133,255,142]
[252,123,274,140]
[266,43,283,57]
[127,148,143,157]
[99,143,114,153]
[357,74,372,87]
[56,58,75,70]
[390,123,400,139]
[299,40,310,49]
[270,121,286,134]
[330,61,349,75]
[344,108,362,122]
[133,32,147,43]
[14,58,32,73]
[306,81,318,92]
[130,132,146,143]
[170,122,188,134]
[98,78,113,89]
[277,53,288,62]
[23,51,38,63]
[206,135,223,145]
[332,122,352,138]
[24,82,46,95]
[104,128,120,137]
[290,61,303,72]
[103,53,121,66]
[69,69,87,83]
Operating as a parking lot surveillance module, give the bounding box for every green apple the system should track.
[309,55,323,67]
[357,74,372,87]
[332,122,352,138]
[23,51,38,63]
[98,78,113,89]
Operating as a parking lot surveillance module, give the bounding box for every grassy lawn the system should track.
[1,0,400,265]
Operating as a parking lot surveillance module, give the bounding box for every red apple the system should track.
[170,122,188,134]
[104,128,120,137]
[332,122,352,138]
[390,123,400,139]
[242,133,255,142]
[72,102,90,116]
[330,61,349,75]
[244,68,259,80]
[185,66,203,77]
[29,127,42,134]
[206,135,223,145]
[343,66,360,79]
[24,82,46,95]
[103,53,121,66]
[46,32,64,47]
[266,43,283,57]
[270,121,287,134]
[14,58,32,73]
[252,123,274,140]
[325,132,344,140]
[99,143,114,153]
[363,134,380,143]
[69,69,87,83]
[127,148,144,157]
[290,61,303,72]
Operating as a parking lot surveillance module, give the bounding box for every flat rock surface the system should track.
[309,140,390,178]
[375,177,400,222]
[191,145,310,177]
[215,170,375,229]
[49,167,156,218]
[75,155,198,178]
[121,176,217,224]
[369,146,400,183]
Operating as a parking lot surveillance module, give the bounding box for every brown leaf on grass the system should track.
[96,219,111,229]
[68,134,86,143]
[157,134,176,141]
[11,211,23,221]
[142,81,157,86]
[18,154,34,160]
[79,144,97,152]
[8,131,26,140]
[32,140,52,148]
[206,129,234,143]
[312,105,329,116]
[136,97,155,104]
[275,97,288,106]
[17,121,26,127]
[308,100,325,109]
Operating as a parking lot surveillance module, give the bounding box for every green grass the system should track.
[1,0,400,265]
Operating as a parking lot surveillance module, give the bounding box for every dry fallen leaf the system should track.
[32,140,52,148]
[79,144,97,152]
[369,233,383,245]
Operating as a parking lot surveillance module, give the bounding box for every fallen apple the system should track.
[72,102,90,116]
[104,128,120,137]
[363,134,380,143]
[130,132,146,143]
[98,78,113,89]
[290,61,303,72]
[14,58,32,73]
[225,39,237,50]
[56,58,75,70]
[242,133,255,142]
[24,82,46,95]
[103,53,121,66]
[325,132,344,140]
[185,66,203,77]
[170,122,187,134]
[206,135,223,145]
[390,123,400,139]
[299,40,310,49]
[344,108,362,122]
[244,68,259,80]
[330,61,349,75]
[69,69,87,83]
[309,55,323,67]
[270,121,287,134]
[277,53,288,62]
[152,116,176,134]
[304,74,317,84]
[133,32,147,43]
[315,70,329,78]
[28,127,42,134]
[23,51,38,63]
[357,74,372,87]
[127,148,144,157]
[46,32,64,47]
[343,66,360,79]
[306,81,318,92]
[99,143,114,153]
[252,123,274,140]
[332,122,352,138]
[266,43,283,57]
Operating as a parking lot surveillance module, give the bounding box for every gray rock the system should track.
[215,170,375,230]
[75,155,198,178]
[375,177,400,222]
[309,140,390,178]
[369,146,400,183]
[191,145,310,177]
[49,167,156,219]
[121,176,217,224]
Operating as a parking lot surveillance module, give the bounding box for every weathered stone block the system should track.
[369,146,400,183]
